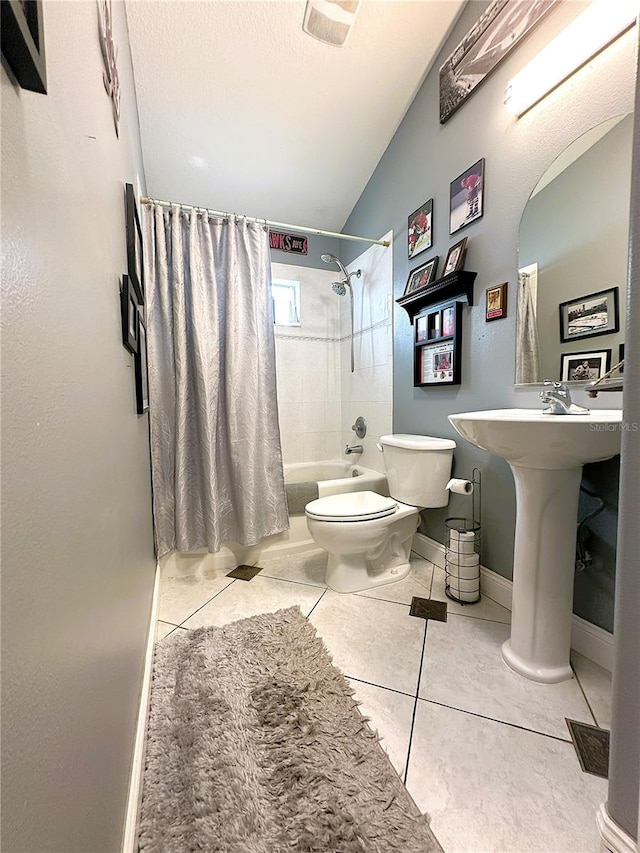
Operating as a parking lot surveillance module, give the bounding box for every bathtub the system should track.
[160,460,388,579]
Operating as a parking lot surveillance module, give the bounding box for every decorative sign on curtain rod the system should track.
[269,230,308,255]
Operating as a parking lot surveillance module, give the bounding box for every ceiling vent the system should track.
[302,0,361,46]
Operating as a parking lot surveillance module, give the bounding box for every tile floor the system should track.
[157,548,612,853]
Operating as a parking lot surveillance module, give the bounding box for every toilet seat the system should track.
[305,490,398,522]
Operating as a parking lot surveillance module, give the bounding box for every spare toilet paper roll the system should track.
[446,478,474,495]
[449,533,476,554]
[447,551,480,568]
[447,561,480,580]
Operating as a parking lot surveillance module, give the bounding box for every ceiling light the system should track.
[302,0,361,47]
[505,0,637,117]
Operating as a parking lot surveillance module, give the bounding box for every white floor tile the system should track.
[158,573,235,626]
[180,575,325,629]
[309,591,425,694]
[407,700,608,853]
[571,651,613,729]
[156,620,180,640]
[348,678,415,779]
[431,567,511,623]
[419,615,594,739]
[259,548,328,587]
[356,557,434,605]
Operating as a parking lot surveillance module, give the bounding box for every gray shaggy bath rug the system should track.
[138,606,442,853]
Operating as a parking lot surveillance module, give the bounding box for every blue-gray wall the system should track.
[342,1,636,634]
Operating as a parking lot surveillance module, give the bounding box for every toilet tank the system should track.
[379,434,456,507]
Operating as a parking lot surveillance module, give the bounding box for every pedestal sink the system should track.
[448,408,622,683]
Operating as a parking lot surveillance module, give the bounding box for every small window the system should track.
[272,278,300,326]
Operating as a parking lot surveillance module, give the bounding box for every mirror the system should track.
[516,114,632,385]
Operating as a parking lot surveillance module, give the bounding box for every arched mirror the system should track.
[516,114,632,385]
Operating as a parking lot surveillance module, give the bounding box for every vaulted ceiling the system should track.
[126,0,465,232]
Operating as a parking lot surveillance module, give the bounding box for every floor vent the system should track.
[566,719,610,778]
[410,596,448,623]
[226,564,262,581]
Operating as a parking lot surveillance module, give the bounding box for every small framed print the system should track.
[121,274,139,354]
[0,0,47,93]
[403,256,439,296]
[421,342,455,384]
[560,350,611,382]
[135,309,150,415]
[125,183,144,304]
[486,282,507,321]
[416,316,428,342]
[442,238,467,276]
[559,287,619,343]
[442,306,455,337]
[408,199,433,260]
[450,158,484,234]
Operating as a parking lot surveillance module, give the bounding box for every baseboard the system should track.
[596,803,637,853]
[121,561,160,853]
[412,532,613,672]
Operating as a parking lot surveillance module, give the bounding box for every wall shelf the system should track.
[396,270,477,323]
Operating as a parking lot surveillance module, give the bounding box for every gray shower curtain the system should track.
[144,204,288,557]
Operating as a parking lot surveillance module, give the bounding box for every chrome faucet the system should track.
[345,444,363,455]
[540,380,590,415]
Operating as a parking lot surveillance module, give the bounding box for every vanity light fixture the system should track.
[505,0,637,117]
[302,0,361,47]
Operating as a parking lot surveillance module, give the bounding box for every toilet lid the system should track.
[305,491,397,522]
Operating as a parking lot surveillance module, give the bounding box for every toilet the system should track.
[305,434,456,593]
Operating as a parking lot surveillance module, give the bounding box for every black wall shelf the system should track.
[396,270,477,323]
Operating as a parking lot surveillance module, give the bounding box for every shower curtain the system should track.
[144,205,288,557]
[516,270,541,384]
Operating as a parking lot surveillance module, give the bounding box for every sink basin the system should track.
[449,408,622,469]
[448,408,622,683]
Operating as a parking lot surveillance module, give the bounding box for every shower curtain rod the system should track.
[140,196,391,248]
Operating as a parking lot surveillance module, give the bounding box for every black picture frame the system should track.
[121,274,139,354]
[619,343,625,373]
[560,349,611,383]
[1,0,47,93]
[450,159,484,235]
[414,301,463,387]
[485,282,508,321]
[559,287,619,343]
[442,238,467,276]
[135,310,149,414]
[408,199,433,260]
[403,256,439,297]
[125,183,144,304]
[438,0,556,124]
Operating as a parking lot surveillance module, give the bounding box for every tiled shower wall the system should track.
[273,231,393,470]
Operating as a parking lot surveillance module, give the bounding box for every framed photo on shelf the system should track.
[485,282,507,321]
[421,342,455,385]
[416,316,428,342]
[1,0,47,93]
[442,306,456,336]
[135,309,150,414]
[559,287,619,343]
[125,183,144,304]
[121,274,140,355]
[442,238,467,276]
[560,350,611,382]
[403,256,439,296]
[450,158,484,234]
[408,199,433,260]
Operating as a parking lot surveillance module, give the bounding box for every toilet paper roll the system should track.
[449,537,476,555]
[447,561,480,581]
[447,551,480,568]
[446,478,474,495]
[449,587,479,603]
[448,577,480,594]
[450,529,476,542]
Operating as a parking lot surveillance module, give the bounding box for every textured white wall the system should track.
[1,3,155,850]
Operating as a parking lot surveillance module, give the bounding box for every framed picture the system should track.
[421,342,455,385]
[619,343,625,373]
[442,306,455,337]
[559,287,619,343]
[403,256,439,296]
[121,274,139,354]
[439,0,555,124]
[125,184,144,304]
[135,310,150,414]
[450,159,484,234]
[408,199,433,260]
[560,350,611,382]
[442,238,467,276]
[486,282,507,321]
[416,316,428,342]
[1,0,47,93]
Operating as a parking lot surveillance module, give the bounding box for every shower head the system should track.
[332,282,347,296]
[321,252,350,282]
